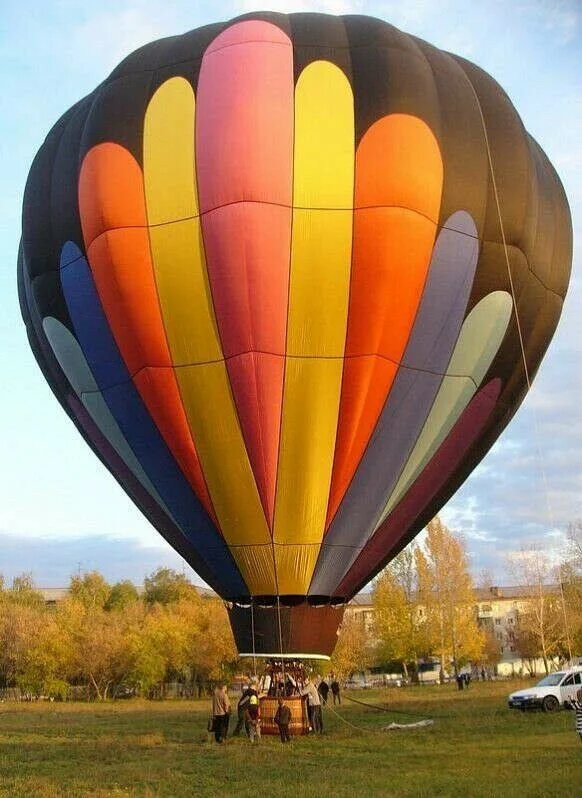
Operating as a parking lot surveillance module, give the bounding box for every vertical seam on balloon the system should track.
[323,123,444,544]
[353,47,447,538]
[142,77,220,530]
[454,63,528,388]
[77,82,111,250]
[313,25,357,594]
[194,46,274,595]
[269,27,296,597]
[354,56,450,544]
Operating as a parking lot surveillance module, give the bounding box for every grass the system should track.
[0,680,579,797]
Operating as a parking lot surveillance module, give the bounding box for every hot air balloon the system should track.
[19,12,572,660]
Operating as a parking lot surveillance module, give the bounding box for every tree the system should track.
[507,546,565,673]
[0,574,46,688]
[15,610,71,699]
[10,573,44,607]
[373,547,428,680]
[144,568,197,605]
[567,521,582,569]
[69,571,111,610]
[105,580,140,611]
[59,597,138,700]
[481,629,502,668]
[559,563,582,658]
[417,517,483,679]
[330,612,372,680]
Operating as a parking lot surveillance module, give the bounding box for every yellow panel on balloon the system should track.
[143,77,273,593]
[273,61,354,594]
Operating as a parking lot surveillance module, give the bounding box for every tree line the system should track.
[0,568,237,700]
[1,520,580,699]
[0,565,364,700]
[371,518,582,679]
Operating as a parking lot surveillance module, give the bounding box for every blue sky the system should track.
[0,0,580,588]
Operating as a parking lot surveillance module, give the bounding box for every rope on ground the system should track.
[323,697,435,734]
[343,694,447,720]
[324,700,381,734]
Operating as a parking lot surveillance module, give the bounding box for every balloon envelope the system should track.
[19,13,572,656]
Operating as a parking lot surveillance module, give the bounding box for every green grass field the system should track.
[0,680,578,797]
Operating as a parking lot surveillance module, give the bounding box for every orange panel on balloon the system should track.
[79,145,216,523]
[134,369,215,518]
[79,143,148,248]
[327,356,397,525]
[328,115,443,525]
[87,230,170,373]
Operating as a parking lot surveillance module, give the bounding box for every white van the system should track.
[508,667,582,712]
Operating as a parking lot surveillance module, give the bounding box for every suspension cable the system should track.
[250,601,257,678]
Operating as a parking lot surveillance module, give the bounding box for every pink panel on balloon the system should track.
[336,379,502,597]
[196,21,293,526]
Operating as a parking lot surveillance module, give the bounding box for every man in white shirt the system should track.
[301,678,323,733]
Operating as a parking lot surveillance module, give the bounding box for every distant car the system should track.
[344,679,371,689]
[508,668,582,712]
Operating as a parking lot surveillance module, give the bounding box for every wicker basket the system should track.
[259,695,310,736]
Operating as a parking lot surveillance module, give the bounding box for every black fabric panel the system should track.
[527,135,572,298]
[30,272,73,332]
[452,55,532,249]
[413,40,489,238]
[79,72,154,166]
[22,107,77,279]
[50,96,93,257]
[346,22,441,146]
[290,13,352,84]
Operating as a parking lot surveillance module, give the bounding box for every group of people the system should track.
[210,668,342,743]
[317,675,341,706]
[211,680,292,744]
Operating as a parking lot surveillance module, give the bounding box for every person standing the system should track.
[318,677,330,705]
[274,696,292,743]
[232,684,251,737]
[212,683,231,743]
[301,678,323,733]
[245,693,261,743]
[568,687,582,743]
[330,676,341,706]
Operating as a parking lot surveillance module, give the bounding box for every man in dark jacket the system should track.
[274,697,292,743]
[330,677,341,705]
[318,678,330,705]
[211,684,231,743]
